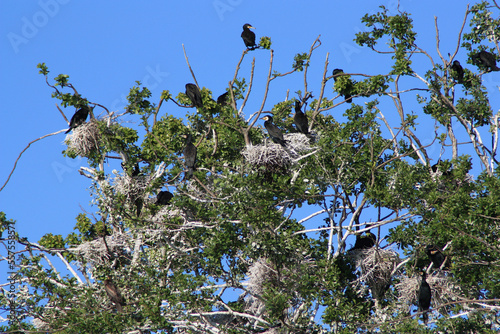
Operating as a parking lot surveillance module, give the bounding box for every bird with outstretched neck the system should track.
[261,115,286,147]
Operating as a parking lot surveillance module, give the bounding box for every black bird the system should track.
[261,115,286,146]
[332,68,353,103]
[472,50,500,71]
[217,91,230,107]
[65,106,90,134]
[450,60,464,83]
[293,100,309,135]
[103,279,125,313]
[352,232,376,250]
[156,190,173,205]
[418,272,431,324]
[425,245,448,269]
[185,83,203,108]
[183,134,197,180]
[241,23,256,49]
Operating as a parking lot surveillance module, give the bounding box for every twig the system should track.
[182,44,199,88]
[0,130,66,192]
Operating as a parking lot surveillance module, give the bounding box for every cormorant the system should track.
[418,272,431,324]
[472,50,500,71]
[183,134,197,180]
[103,279,125,313]
[293,100,309,135]
[185,83,203,108]
[431,162,452,177]
[425,245,448,269]
[241,23,256,49]
[156,190,173,205]
[261,115,286,146]
[332,68,353,103]
[352,231,376,250]
[450,60,464,83]
[65,106,90,133]
[217,91,230,107]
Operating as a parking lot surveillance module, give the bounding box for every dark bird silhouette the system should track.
[103,279,125,313]
[183,134,197,180]
[185,83,203,108]
[472,50,500,71]
[418,272,431,324]
[217,91,230,107]
[156,190,173,205]
[425,245,448,270]
[352,232,376,250]
[332,68,352,103]
[261,115,286,146]
[241,23,256,49]
[65,106,90,133]
[431,162,452,177]
[293,100,309,135]
[450,60,464,83]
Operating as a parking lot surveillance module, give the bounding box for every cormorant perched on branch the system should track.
[241,23,256,49]
[261,115,286,147]
[185,83,203,108]
[217,91,230,107]
[156,190,173,205]
[293,100,309,135]
[418,272,431,324]
[450,60,464,83]
[332,68,353,103]
[183,134,197,180]
[104,279,125,313]
[472,50,500,71]
[352,232,376,250]
[425,245,448,269]
[65,106,90,133]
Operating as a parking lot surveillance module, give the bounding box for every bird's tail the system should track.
[185,168,194,180]
[422,310,428,324]
[492,65,500,71]
[65,128,71,134]
[115,303,123,313]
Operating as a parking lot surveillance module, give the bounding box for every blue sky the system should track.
[1,0,497,281]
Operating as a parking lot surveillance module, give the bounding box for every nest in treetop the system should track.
[242,132,315,171]
[65,119,101,157]
[395,271,462,313]
[349,247,401,303]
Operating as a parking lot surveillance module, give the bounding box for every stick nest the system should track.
[66,120,101,157]
[349,247,401,302]
[72,232,131,266]
[395,271,462,314]
[242,133,315,171]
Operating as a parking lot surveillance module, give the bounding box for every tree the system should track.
[1,2,500,333]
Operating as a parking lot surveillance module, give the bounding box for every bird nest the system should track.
[242,133,315,171]
[113,171,150,202]
[244,256,316,318]
[349,247,400,303]
[65,120,101,157]
[71,232,131,266]
[245,258,275,316]
[395,272,462,313]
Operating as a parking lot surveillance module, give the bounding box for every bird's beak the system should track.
[249,26,255,29]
